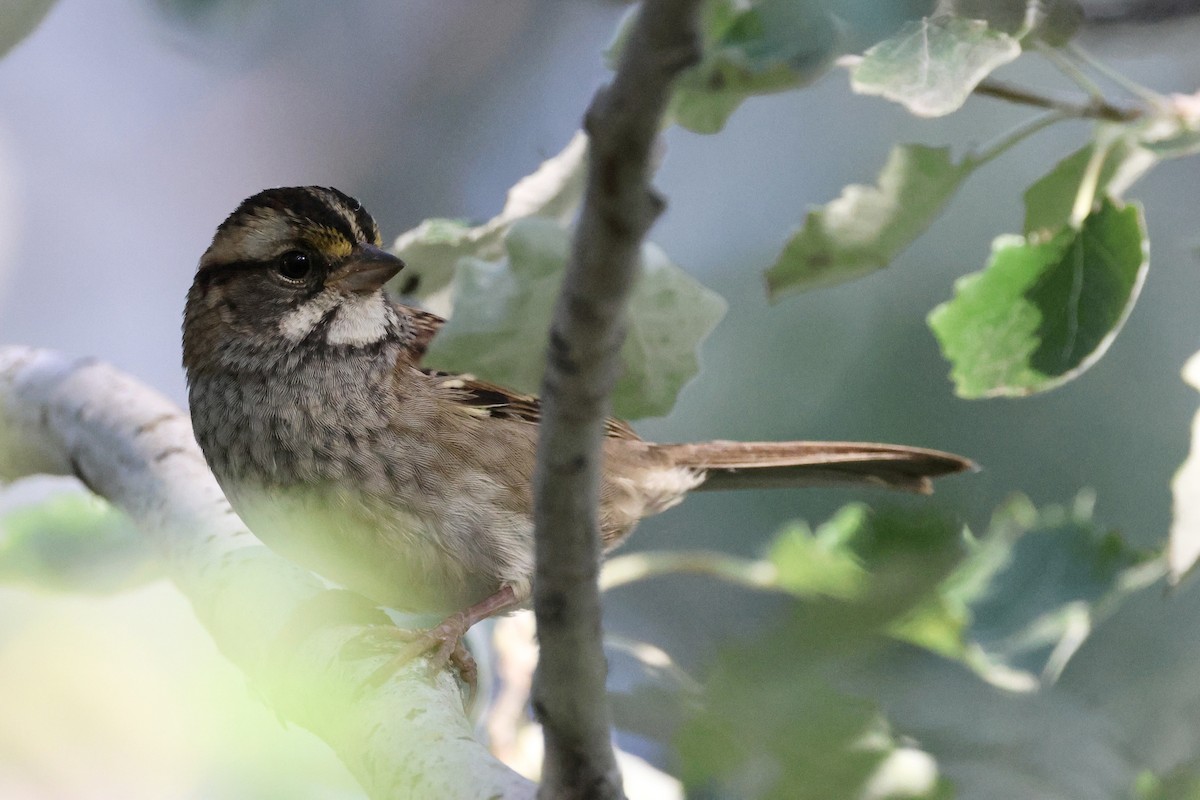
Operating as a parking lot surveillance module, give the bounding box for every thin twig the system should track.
[966,110,1067,169]
[530,0,702,798]
[974,77,1142,122]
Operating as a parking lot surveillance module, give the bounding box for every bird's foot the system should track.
[351,613,477,701]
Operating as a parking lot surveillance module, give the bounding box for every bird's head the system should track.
[183,186,407,375]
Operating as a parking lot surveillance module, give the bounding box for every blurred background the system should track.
[1,1,1200,797]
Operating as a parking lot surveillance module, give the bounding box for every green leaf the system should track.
[1,0,56,59]
[678,506,961,800]
[765,144,972,299]
[0,492,161,593]
[423,218,726,419]
[1169,353,1200,584]
[608,0,837,134]
[850,16,1021,117]
[956,494,1158,682]
[929,197,1148,398]
[388,132,587,299]
[1023,132,1155,236]
[765,506,871,599]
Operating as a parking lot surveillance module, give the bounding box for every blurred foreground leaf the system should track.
[1136,760,1200,800]
[389,132,587,299]
[0,491,160,592]
[929,197,1148,398]
[849,16,1021,117]
[423,219,726,419]
[677,507,961,799]
[1169,353,1200,583]
[948,494,1159,684]
[766,144,972,299]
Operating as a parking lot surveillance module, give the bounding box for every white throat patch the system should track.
[279,291,393,346]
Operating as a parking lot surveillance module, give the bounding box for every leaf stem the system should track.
[1070,129,1115,228]
[600,550,780,592]
[1037,42,1108,106]
[1067,42,1165,106]
[967,110,1066,169]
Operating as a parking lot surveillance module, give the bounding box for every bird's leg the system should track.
[364,585,522,694]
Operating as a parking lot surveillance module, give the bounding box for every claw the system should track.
[347,585,523,708]
[358,614,477,705]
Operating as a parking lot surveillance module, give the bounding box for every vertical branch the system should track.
[531,1,702,798]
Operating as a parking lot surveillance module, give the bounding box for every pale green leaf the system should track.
[850,16,1021,117]
[1169,352,1200,584]
[423,218,726,419]
[389,132,587,299]
[929,198,1148,398]
[616,244,729,417]
[766,144,972,299]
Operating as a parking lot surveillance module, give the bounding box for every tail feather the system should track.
[653,440,975,495]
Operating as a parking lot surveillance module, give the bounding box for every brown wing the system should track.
[423,369,640,440]
[405,306,447,361]
[395,301,639,439]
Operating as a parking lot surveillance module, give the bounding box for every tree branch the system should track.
[0,347,535,800]
[531,1,702,798]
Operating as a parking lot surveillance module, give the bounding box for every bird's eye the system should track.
[275,250,313,282]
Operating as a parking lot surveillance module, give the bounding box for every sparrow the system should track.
[182,186,973,680]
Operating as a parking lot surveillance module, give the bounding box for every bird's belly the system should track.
[226,483,500,615]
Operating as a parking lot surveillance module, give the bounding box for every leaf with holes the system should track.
[766,144,972,299]
[423,218,726,419]
[929,198,1147,398]
[850,16,1021,117]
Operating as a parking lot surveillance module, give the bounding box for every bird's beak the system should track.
[327,244,405,293]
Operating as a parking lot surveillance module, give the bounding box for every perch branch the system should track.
[0,347,534,800]
[531,1,702,798]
